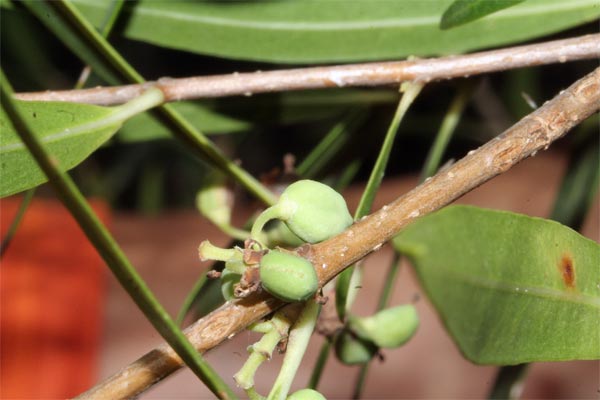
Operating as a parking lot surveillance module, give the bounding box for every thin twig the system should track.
[15,34,600,106]
[78,67,600,400]
[0,189,36,257]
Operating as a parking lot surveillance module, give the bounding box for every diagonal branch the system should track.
[15,34,600,106]
[78,67,600,399]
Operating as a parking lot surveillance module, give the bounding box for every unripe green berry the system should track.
[265,220,305,247]
[220,268,241,301]
[251,180,353,244]
[287,388,327,400]
[279,180,352,243]
[259,250,318,302]
[334,329,378,365]
[348,305,419,348]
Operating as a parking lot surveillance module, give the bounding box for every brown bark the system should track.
[15,34,600,106]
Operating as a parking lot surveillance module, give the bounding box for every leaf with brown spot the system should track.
[559,254,576,289]
[393,205,600,364]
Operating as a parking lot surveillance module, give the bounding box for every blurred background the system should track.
[1,1,598,398]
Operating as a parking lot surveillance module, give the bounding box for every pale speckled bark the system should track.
[15,35,600,106]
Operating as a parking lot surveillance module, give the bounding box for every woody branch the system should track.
[14,34,600,106]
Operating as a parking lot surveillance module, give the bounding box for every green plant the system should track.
[2,0,599,399]
[347,305,419,349]
[250,179,353,244]
[334,329,379,365]
[259,250,319,302]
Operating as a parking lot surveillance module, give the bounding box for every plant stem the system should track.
[376,253,402,311]
[334,159,363,192]
[352,253,401,398]
[153,104,278,205]
[0,188,36,257]
[488,364,529,399]
[219,224,251,242]
[234,311,294,394]
[549,137,599,228]
[306,160,363,390]
[355,82,424,218]
[176,272,210,326]
[95,0,125,38]
[198,240,238,262]
[267,300,321,400]
[74,0,125,89]
[0,71,237,400]
[250,205,282,244]
[420,83,475,181]
[307,339,331,390]
[16,34,600,105]
[352,366,369,400]
[297,108,367,178]
[337,82,423,322]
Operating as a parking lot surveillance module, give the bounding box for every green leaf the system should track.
[440,0,526,30]
[393,205,600,364]
[0,100,118,197]
[0,0,14,9]
[1,89,162,197]
[118,102,250,141]
[22,0,123,85]
[72,0,600,63]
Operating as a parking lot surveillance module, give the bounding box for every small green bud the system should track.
[251,180,353,244]
[259,250,318,302]
[287,388,327,400]
[196,184,232,228]
[198,240,240,263]
[220,268,241,301]
[334,329,378,365]
[348,305,419,348]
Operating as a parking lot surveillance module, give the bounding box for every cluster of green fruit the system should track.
[199,179,419,398]
[200,180,353,303]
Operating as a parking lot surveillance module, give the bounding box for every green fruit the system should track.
[265,220,305,247]
[287,388,327,400]
[220,268,241,301]
[259,250,318,302]
[334,329,378,365]
[251,180,353,244]
[348,305,419,348]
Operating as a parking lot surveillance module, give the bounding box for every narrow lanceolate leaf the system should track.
[0,101,117,197]
[70,0,600,63]
[0,90,162,197]
[440,0,526,30]
[393,205,600,365]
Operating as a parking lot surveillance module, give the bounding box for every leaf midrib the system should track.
[423,261,600,310]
